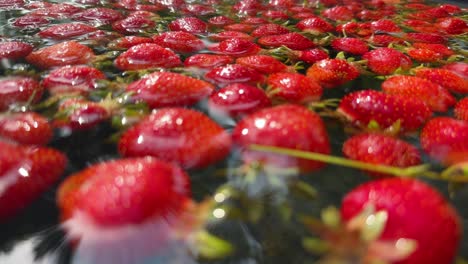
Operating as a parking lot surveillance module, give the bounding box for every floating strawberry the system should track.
[404,32,446,44]
[337,178,461,264]
[232,104,330,172]
[207,15,235,27]
[223,23,256,33]
[207,83,271,119]
[42,65,105,95]
[184,54,233,69]
[257,32,316,50]
[267,72,323,104]
[112,14,156,35]
[53,98,112,131]
[443,62,468,79]
[26,41,95,70]
[0,140,66,221]
[125,71,214,108]
[114,43,181,71]
[296,17,334,35]
[454,97,468,122]
[250,23,290,37]
[270,47,329,65]
[306,58,359,89]
[11,14,50,28]
[337,90,432,132]
[437,17,468,35]
[366,34,403,47]
[0,41,33,60]
[72,7,124,25]
[209,38,261,58]
[118,108,231,169]
[204,64,265,87]
[362,48,412,75]
[370,19,401,33]
[28,3,82,18]
[414,67,468,94]
[0,76,43,111]
[322,6,353,21]
[107,36,153,50]
[38,23,97,40]
[381,75,455,112]
[208,31,253,42]
[168,17,207,33]
[342,133,421,178]
[330,37,368,55]
[152,31,204,54]
[236,55,293,74]
[420,117,468,165]
[0,112,52,145]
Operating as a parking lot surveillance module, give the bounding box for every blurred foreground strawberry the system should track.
[0,112,52,145]
[0,76,43,111]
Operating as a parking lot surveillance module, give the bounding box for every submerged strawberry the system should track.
[0,76,43,111]
[0,140,66,221]
[236,55,292,74]
[454,98,468,122]
[152,31,205,54]
[443,62,468,79]
[306,59,359,89]
[267,72,323,104]
[0,41,33,60]
[168,17,207,33]
[204,64,265,87]
[337,90,432,132]
[340,178,461,264]
[232,104,330,172]
[112,14,156,35]
[250,23,290,37]
[38,23,97,40]
[330,37,368,55]
[381,75,455,112]
[342,133,421,178]
[209,38,261,58]
[119,108,231,169]
[114,43,181,71]
[296,17,334,35]
[420,117,468,165]
[107,36,153,50]
[72,7,124,25]
[54,98,111,131]
[11,14,50,28]
[126,71,214,108]
[362,48,412,75]
[0,112,52,145]
[26,41,95,70]
[184,54,233,69]
[42,65,105,95]
[415,68,468,94]
[257,32,315,50]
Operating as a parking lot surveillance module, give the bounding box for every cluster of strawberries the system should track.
[0,0,467,263]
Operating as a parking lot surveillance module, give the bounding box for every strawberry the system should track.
[26,41,95,70]
[114,43,181,71]
[72,7,123,25]
[258,32,316,50]
[28,3,82,18]
[223,23,256,33]
[208,31,253,42]
[183,3,215,16]
[42,65,105,95]
[365,34,403,47]
[0,139,66,221]
[412,43,454,57]
[321,6,354,21]
[342,133,421,178]
[54,98,111,130]
[0,41,33,60]
[337,90,432,132]
[207,15,235,27]
[118,108,231,169]
[415,68,468,94]
[420,117,468,165]
[443,62,468,79]
[340,178,461,264]
[107,36,153,50]
[305,59,359,89]
[38,23,97,40]
[262,10,289,20]
[336,22,372,37]
[381,75,456,112]
[272,47,329,65]
[330,37,369,55]
[232,0,264,16]
[209,38,261,58]
[266,72,323,104]
[207,83,272,119]
[125,71,214,108]
[184,54,233,69]
[404,32,446,44]
[57,157,190,226]
[437,17,468,35]
[152,31,204,54]
[370,19,401,33]
[406,43,454,63]
[250,23,291,37]
[168,17,207,33]
[296,17,334,35]
[362,48,412,75]
[232,104,330,172]
[0,112,52,145]
[11,14,50,28]
[204,64,265,87]
[241,16,268,25]
[236,55,292,74]
[454,98,468,122]
[0,76,43,111]
[112,14,156,35]
[0,0,24,9]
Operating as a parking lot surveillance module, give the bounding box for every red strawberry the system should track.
[29,3,82,18]
[54,98,111,130]
[11,14,50,28]
[405,32,446,44]
[370,19,401,33]
[232,0,264,16]
[443,62,468,79]
[420,117,468,165]
[0,112,52,145]
[183,3,215,16]
[296,17,334,35]
[208,31,253,42]
[362,48,412,75]
[204,64,265,87]
[0,41,33,60]
[454,98,468,122]
[415,68,468,94]
[114,43,181,71]
[337,90,432,132]
[342,133,421,178]
[232,104,330,172]
[42,65,105,95]
[381,75,455,112]
[152,31,204,54]
[184,54,233,69]
[273,48,329,65]
[207,83,271,119]
[335,22,372,37]
[330,37,369,55]
[126,71,214,108]
[306,59,359,89]
[0,0,24,9]
[236,55,292,74]
[0,140,66,221]
[257,32,315,50]
[437,17,468,35]
[366,34,403,47]
[223,23,256,33]
[412,43,454,57]
[57,157,190,226]
[321,6,354,21]
[250,23,290,37]
[38,23,97,40]
[241,17,268,25]
[112,15,156,35]
[340,178,461,264]
[262,10,289,20]
[267,72,323,104]
[107,36,153,50]
[208,15,234,27]
[72,7,124,25]
[209,38,261,58]
[168,17,207,33]
[0,76,43,111]
[118,108,231,169]
[26,41,95,70]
